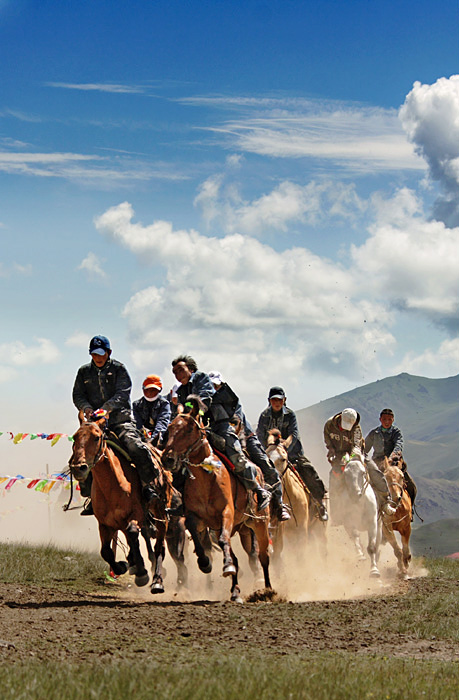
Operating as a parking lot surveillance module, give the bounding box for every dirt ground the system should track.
[1,569,459,665]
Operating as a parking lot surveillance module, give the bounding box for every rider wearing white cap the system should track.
[324,408,396,516]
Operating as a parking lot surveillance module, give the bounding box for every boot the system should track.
[383,497,396,516]
[80,498,94,516]
[272,494,290,521]
[142,481,161,504]
[317,499,329,522]
[255,487,271,512]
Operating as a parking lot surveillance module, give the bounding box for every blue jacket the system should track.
[176,370,215,412]
[133,395,171,440]
[365,424,403,459]
[257,405,303,459]
[72,358,133,428]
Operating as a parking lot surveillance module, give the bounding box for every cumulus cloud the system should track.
[78,252,107,280]
[95,202,393,396]
[400,75,459,227]
[194,176,366,234]
[351,188,459,335]
[394,337,459,378]
[0,338,60,367]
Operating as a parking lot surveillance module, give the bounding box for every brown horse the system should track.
[381,456,412,579]
[69,411,180,593]
[161,395,272,602]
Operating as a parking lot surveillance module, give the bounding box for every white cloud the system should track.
[351,187,459,334]
[46,82,146,94]
[65,333,90,349]
[78,252,107,280]
[184,95,424,172]
[0,338,60,367]
[400,75,459,227]
[194,175,366,234]
[394,337,459,377]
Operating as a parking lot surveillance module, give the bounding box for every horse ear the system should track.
[78,409,86,425]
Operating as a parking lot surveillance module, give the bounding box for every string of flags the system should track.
[0,431,73,446]
[0,472,80,494]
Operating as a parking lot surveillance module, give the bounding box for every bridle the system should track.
[164,413,209,471]
[69,422,106,473]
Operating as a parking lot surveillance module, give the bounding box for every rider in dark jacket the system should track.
[365,408,416,511]
[72,335,160,514]
[208,371,290,521]
[257,387,328,521]
[133,374,171,445]
[171,355,271,512]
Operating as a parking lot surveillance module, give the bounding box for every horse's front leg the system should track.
[186,512,212,574]
[238,525,263,586]
[401,524,412,575]
[366,522,381,578]
[124,521,149,587]
[382,521,406,576]
[253,521,272,590]
[346,525,365,561]
[99,523,128,576]
[166,516,188,589]
[150,521,167,594]
[218,504,236,577]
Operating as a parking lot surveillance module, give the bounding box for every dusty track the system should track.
[1,573,458,665]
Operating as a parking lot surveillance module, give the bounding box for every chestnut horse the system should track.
[381,456,412,579]
[69,411,178,593]
[161,396,272,602]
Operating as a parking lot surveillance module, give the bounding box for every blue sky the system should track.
[0,0,458,474]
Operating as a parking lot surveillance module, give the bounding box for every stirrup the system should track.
[278,504,291,522]
[256,489,271,512]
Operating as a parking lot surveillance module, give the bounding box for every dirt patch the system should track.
[0,572,458,665]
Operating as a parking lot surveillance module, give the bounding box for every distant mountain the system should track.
[411,518,459,557]
[294,373,459,525]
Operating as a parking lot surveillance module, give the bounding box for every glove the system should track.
[91,408,109,423]
[327,450,336,464]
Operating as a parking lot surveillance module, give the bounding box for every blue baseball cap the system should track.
[89,335,111,355]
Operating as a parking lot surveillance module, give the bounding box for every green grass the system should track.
[1,653,459,700]
[0,541,107,589]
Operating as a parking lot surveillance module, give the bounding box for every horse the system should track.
[329,456,381,578]
[69,410,183,593]
[161,395,272,602]
[265,430,309,560]
[380,456,412,579]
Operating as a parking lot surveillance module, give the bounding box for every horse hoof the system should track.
[223,563,237,577]
[231,595,244,604]
[369,569,381,578]
[198,556,212,574]
[135,573,150,587]
[114,561,128,576]
[151,582,165,594]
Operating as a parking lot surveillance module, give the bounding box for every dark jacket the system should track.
[209,382,240,424]
[323,412,363,457]
[365,424,403,460]
[176,370,215,412]
[133,395,172,440]
[257,405,303,459]
[72,358,132,428]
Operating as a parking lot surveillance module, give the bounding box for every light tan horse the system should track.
[265,429,309,559]
[381,456,412,579]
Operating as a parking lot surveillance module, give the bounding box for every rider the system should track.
[365,408,417,512]
[133,374,172,446]
[72,335,161,515]
[323,408,396,516]
[171,355,271,513]
[208,371,290,522]
[257,386,328,521]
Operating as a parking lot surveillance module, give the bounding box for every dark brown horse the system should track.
[161,396,272,602]
[69,411,184,593]
[381,456,412,579]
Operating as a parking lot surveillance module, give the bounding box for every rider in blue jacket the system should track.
[133,374,171,446]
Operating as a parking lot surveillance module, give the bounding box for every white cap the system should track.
[171,383,181,398]
[208,370,224,386]
[340,408,357,430]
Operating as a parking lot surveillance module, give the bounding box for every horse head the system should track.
[69,410,106,482]
[382,457,405,508]
[161,394,210,471]
[343,458,367,502]
[266,429,291,473]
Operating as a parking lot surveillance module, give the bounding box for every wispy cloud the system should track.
[77,252,107,280]
[46,82,147,94]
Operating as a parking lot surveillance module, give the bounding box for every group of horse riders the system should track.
[72,335,416,522]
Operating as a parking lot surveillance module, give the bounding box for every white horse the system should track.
[329,457,381,578]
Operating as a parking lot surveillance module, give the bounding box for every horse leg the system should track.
[150,523,167,594]
[238,525,263,585]
[229,547,243,603]
[400,525,412,574]
[383,522,406,577]
[253,522,272,590]
[218,505,236,578]
[141,524,156,575]
[99,523,128,576]
[166,516,188,589]
[346,526,366,561]
[185,513,212,574]
[124,521,149,587]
